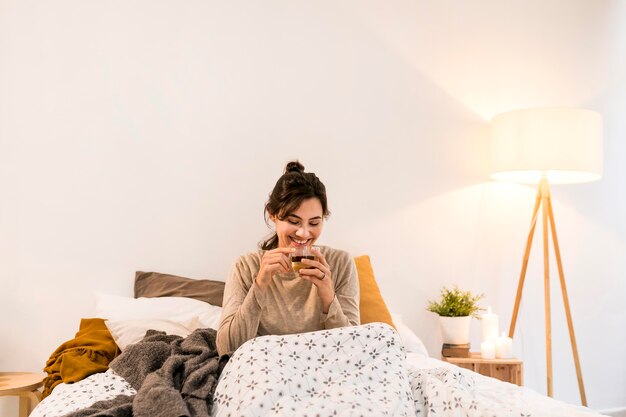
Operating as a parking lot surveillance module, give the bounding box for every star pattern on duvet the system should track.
[212,323,414,417]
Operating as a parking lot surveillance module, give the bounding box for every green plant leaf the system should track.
[426,285,485,317]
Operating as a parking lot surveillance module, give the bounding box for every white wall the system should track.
[1,0,624,414]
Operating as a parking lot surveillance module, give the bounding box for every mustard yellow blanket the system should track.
[42,318,120,398]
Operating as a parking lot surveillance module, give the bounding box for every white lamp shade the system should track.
[490,108,603,184]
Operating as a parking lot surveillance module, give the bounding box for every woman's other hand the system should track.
[298,247,334,313]
[256,247,295,290]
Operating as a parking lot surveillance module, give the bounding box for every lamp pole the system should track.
[507,178,587,405]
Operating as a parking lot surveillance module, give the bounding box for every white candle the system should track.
[482,306,499,343]
[481,340,496,359]
[495,332,513,359]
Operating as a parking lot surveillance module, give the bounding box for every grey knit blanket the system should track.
[62,328,228,417]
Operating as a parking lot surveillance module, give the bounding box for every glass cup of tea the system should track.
[290,246,317,274]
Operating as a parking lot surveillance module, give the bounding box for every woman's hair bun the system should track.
[285,160,305,174]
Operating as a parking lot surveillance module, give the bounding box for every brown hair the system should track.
[260,161,330,250]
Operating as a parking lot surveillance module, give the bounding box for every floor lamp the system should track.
[489,108,603,406]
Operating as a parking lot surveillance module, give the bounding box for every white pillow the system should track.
[105,317,198,350]
[95,293,222,329]
[391,313,429,357]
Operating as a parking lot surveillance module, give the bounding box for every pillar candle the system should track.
[480,341,496,359]
[495,332,513,359]
[482,306,499,343]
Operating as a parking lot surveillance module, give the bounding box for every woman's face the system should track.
[271,197,324,248]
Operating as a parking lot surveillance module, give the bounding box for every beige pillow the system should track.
[134,271,225,307]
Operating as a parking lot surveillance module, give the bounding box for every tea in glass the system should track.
[291,246,316,273]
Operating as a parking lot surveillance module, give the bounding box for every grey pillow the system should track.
[134,271,225,307]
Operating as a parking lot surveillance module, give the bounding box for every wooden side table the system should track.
[442,352,524,386]
[0,372,45,417]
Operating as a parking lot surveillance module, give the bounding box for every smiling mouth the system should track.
[289,237,311,247]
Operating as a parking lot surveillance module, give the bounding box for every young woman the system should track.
[216,161,360,355]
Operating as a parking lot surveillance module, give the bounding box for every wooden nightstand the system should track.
[0,372,45,417]
[442,352,523,386]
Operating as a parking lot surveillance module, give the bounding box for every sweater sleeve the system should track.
[322,250,360,329]
[216,254,266,355]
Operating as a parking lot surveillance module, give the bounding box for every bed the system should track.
[31,267,607,417]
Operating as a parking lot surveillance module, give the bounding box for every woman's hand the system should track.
[298,247,334,313]
[255,247,295,291]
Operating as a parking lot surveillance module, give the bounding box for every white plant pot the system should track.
[439,316,471,344]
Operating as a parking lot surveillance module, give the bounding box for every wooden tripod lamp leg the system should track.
[546,195,588,406]
[509,185,543,338]
[541,179,553,398]
[508,179,588,405]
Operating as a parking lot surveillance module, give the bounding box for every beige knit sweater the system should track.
[216,245,360,355]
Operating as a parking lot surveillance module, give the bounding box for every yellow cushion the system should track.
[354,255,395,329]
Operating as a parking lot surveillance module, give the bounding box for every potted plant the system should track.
[427,286,484,344]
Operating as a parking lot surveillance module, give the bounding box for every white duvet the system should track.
[405,354,602,417]
[32,323,606,417]
[213,323,414,417]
